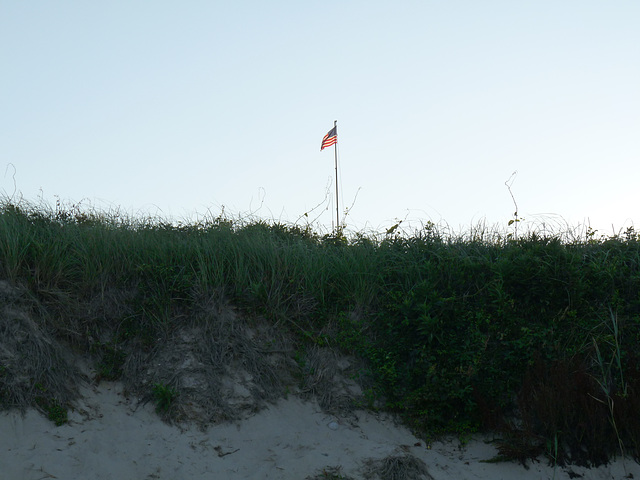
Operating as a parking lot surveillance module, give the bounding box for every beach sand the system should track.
[2,381,638,480]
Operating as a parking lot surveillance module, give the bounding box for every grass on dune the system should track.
[1,197,640,466]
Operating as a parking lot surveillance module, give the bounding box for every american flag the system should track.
[320,125,337,150]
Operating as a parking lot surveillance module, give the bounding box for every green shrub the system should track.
[152,383,178,414]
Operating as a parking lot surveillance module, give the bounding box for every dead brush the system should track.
[361,454,433,480]
[305,465,355,480]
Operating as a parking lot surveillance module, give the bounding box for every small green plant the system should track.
[46,400,68,426]
[364,387,378,409]
[93,342,126,381]
[505,171,524,240]
[152,383,178,414]
[34,384,68,426]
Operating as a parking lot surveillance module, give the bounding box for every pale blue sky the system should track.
[2,1,639,235]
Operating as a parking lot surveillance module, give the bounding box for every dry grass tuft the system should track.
[305,465,356,479]
[361,454,433,480]
[299,344,365,414]
[0,280,81,419]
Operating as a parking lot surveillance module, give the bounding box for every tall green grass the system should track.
[1,198,639,465]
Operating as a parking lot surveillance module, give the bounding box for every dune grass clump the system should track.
[152,382,178,414]
[0,277,79,421]
[361,454,432,480]
[1,197,640,465]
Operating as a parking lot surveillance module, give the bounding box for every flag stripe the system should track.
[320,126,337,150]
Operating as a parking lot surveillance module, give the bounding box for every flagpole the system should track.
[333,120,339,231]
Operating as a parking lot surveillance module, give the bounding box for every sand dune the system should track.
[2,381,638,480]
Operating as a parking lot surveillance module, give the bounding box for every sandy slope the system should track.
[1,382,638,480]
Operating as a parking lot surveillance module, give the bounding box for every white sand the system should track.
[1,382,638,480]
